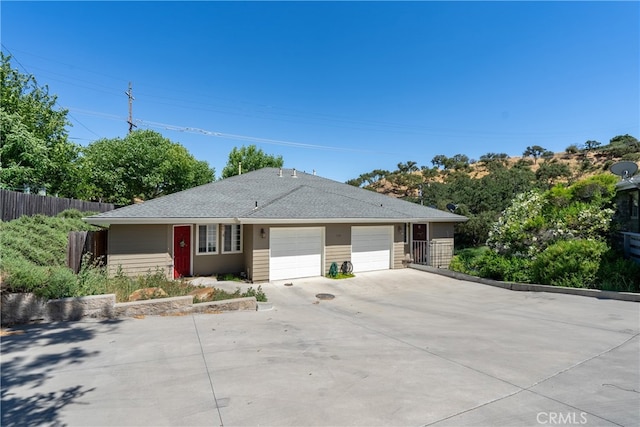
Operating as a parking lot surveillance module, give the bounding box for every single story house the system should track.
[85,168,467,282]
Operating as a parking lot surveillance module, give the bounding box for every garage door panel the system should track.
[351,226,392,273]
[270,228,323,281]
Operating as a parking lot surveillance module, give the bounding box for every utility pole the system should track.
[125,82,136,133]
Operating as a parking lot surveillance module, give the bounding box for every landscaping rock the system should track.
[188,287,215,300]
[128,287,167,302]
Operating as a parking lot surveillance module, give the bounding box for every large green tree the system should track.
[0,53,79,196]
[79,130,214,204]
[221,145,284,178]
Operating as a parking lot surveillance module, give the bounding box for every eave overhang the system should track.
[84,216,468,227]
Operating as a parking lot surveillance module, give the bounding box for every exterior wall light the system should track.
[260,228,266,239]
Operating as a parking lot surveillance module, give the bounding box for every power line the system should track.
[64,106,397,153]
[135,118,397,154]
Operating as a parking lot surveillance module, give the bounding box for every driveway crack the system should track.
[192,314,225,427]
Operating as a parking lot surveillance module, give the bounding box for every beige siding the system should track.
[252,248,270,283]
[244,225,254,278]
[392,223,407,269]
[325,224,351,274]
[249,225,269,282]
[109,224,170,254]
[429,223,455,239]
[325,245,351,274]
[108,224,171,277]
[393,241,405,269]
[326,224,351,246]
[193,253,244,276]
[108,253,172,277]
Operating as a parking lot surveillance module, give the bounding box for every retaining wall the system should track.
[1,293,257,325]
[411,264,640,302]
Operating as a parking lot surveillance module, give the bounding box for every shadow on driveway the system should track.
[1,320,121,427]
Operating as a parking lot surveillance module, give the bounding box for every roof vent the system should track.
[292,168,297,178]
[278,168,283,177]
[313,169,316,175]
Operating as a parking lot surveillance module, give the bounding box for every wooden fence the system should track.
[67,230,108,273]
[1,189,115,222]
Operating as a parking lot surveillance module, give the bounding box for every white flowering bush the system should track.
[486,190,546,256]
[487,178,615,258]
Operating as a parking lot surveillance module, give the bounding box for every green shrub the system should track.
[57,209,96,219]
[620,152,640,162]
[476,251,532,283]
[597,251,640,293]
[531,239,607,288]
[450,247,488,275]
[1,257,50,294]
[45,267,81,300]
[450,247,531,282]
[565,144,579,154]
[242,286,267,302]
[448,255,470,275]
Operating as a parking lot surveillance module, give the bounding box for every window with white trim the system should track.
[197,224,218,254]
[222,224,242,253]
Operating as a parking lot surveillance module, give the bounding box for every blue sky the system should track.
[2,1,638,183]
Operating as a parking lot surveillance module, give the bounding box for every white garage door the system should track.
[270,227,323,281]
[351,226,392,273]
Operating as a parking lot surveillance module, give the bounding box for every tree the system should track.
[523,145,546,164]
[431,154,449,169]
[222,145,284,178]
[79,130,214,204]
[0,53,79,196]
[479,152,509,172]
[396,161,419,173]
[541,150,555,161]
[584,140,601,151]
[536,161,572,188]
[221,145,284,178]
[449,154,470,171]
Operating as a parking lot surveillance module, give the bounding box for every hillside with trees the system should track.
[347,135,639,246]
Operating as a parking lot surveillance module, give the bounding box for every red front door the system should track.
[173,226,191,278]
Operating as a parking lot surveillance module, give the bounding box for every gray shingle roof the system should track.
[85,168,467,224]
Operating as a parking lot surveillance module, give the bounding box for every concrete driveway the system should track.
[2,269,639,427]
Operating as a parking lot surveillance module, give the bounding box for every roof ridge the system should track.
[244,184,305,217]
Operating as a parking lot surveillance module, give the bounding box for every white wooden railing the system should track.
[412,239,454,268]
[412,241,429,265]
